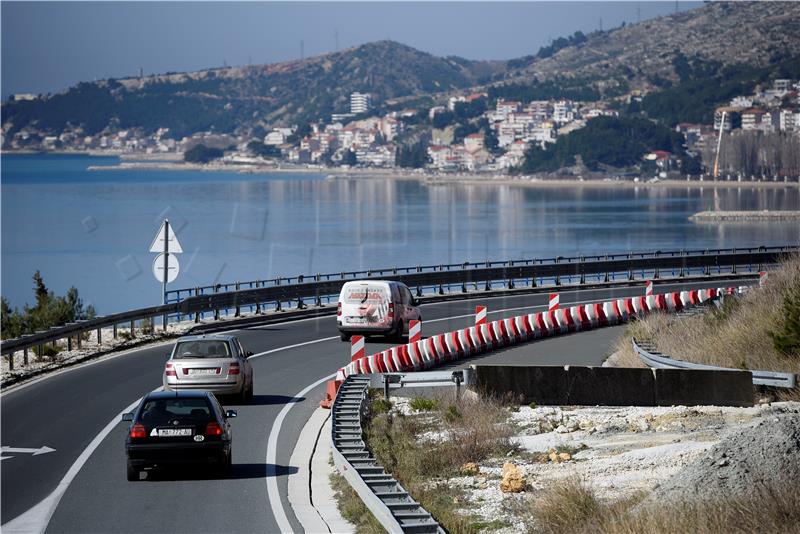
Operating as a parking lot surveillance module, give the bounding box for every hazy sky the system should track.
[2,1,702,98]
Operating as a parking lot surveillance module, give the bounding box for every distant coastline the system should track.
[83,158,800,189]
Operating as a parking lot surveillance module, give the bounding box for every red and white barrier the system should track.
[333,281,749,387]
[759,271,768,287]
[350,335,365,361]
[409,319,421,344]
[475,306,487,325]
[645,280,653,297]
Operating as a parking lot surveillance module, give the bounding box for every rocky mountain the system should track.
[3,2,799,139]
[501,1,800,96]
[1,41,505,138]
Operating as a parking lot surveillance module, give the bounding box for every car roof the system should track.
[341,280,395,286]
[174,334,238,343]
[144,390,211,401]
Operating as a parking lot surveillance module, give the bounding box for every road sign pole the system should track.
[163,219,169,305]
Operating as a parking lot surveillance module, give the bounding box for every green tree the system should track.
[1,272,96,340]
[342,149,358,166]
[184,144,224,164]
[771,283,800,357]
[247,140,281,158]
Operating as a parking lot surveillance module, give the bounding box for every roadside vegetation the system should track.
[524,478,800,534]
[1,271,95,344]
[365,393,517,533]
[613,253,800,399]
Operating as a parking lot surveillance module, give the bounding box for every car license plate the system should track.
[189,368,218,375]
[348,317,365,324]
[157,428,193,437]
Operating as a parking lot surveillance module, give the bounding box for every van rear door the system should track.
[341,283,392,328]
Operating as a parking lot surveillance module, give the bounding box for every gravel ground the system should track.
[388,398,800,533]
[649,411,800,503]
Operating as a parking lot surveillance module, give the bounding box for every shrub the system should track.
[409,397,438,411]
[770,281,800,357]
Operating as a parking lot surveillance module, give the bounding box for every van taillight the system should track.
[337,302,342,316]
[229,362,240,375]
[205,422,223,436]
[165,363,176,376]
[130,423,146,439]
[388,303,395,319]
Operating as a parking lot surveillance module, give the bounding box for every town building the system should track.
[350,92,372,115]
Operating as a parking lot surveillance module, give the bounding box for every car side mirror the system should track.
[122,413,134,422]
[246,350,254,357]
[225,410,237,418]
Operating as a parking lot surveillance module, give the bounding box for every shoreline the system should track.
[85,160,800,189]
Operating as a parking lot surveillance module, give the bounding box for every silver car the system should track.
[163,334,254,401]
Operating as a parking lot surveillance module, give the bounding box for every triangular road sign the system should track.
[149,220,183,253]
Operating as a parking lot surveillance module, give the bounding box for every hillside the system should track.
[3,2,799,141]
[501,1,800,96]
[1,41,504,138]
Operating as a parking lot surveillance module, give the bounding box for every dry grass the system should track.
[365,392,517,533]
[613,253,800,396]
[526,478,800,534]
[329,472,386,534]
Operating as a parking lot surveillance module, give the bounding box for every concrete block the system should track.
[654,368,753,407]
[472,365,568,405]
[566,366,656,406]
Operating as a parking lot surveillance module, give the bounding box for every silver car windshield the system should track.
[173,341,231,359]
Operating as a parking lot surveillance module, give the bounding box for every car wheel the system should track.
[394,321,405,343]
[215,451,231,477]
[340,332,351,341]
[239,384,249,404]
[126,461,139,482]
[247,378,254,400]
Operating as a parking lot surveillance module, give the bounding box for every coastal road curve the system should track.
[0,279,739,533]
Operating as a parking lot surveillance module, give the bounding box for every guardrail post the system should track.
[67,336,73,351]
[23,348,28,367]
[130,320,136,338]
[731,248,737,274]
[383,375,390,400]
[77,332,82,349]
[113,324,118,339]
[654,251,660,279]
[461,262,468,292]
[275,277,282,312]
[437,266,445,295]
[214,285,221,320]
[315,274,323,306]
[297,276,305,309]
[507,260,515,289]
[555,257,561,286]
[484,260,491,291]
[7,353,14,371]
[194,287,201,322]
[97,328,102,344]
[234,281,241,317]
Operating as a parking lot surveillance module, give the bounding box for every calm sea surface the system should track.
[2,153,798,314]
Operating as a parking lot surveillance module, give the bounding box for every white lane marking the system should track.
[0,446,56,458]
[266,373,335,533]
[1,396,144,534]
[248,337,339,361]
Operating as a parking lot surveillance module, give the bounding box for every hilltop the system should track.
[2,1,799,155]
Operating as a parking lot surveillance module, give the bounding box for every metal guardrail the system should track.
[331,375,444,534]
[165,245,793,314]
[632,338,797,389]
[2,246,793,363]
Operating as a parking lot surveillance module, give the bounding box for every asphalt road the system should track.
[0,279,738,532]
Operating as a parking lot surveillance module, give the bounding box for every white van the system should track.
[337,280,421,341]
